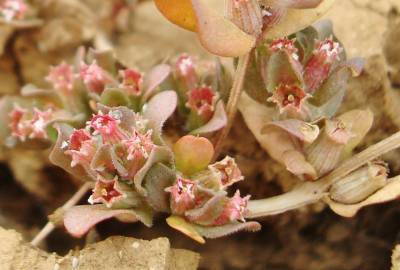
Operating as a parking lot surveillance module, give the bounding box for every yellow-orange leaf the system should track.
[166,216,206,244]
[154,0,197,31]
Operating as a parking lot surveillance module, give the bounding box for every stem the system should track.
[30,182,92,246]
[246,131,400,218]
[212,52,252,161]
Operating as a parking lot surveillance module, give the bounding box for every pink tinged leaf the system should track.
[262,0,335,40]
[190,100,227,135]
[276,0,323,9]
[141,64,171,101]
[262,120,319,144]
[190,0,256,57]
[281,150,317,180]
[212,190,251,225]
[194,221,261,239]
[166,215,206,244]
[64,204,153,238]
[173,135,214,176]
[324,176,400,218]
[337,57,365,77]
[143,91,177,144]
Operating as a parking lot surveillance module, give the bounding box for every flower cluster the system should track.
[171,54,228,134]
[240,23,365,181]
[9,105,53,143]
[63,108,156,208]
[164,136,260,242]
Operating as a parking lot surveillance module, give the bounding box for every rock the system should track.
[0,227,200,270]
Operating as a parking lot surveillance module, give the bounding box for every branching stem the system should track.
[213,51,252,161]
[246,131,400,218]
[30,182,92,246]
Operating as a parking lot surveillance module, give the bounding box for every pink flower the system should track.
[89,112,128,143]
[124,130,154,161]
[268,84,309,113]
[122,130,155,177]
[79,61,113,94]
[119,69,143,96]
[209,156,244,188]
[0,0,27,21]
[46,62,75,92]
[304,38,342,92]
[186,87,216,122]
[65,129,97,168]
[269,38,299,59]
[88,177,123,207]
[175,54,197,90]
[9,105,53,142]
[213,190,250,225]
[166,177,197,215]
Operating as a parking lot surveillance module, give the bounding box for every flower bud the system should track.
[329,161,388,204]
[226,0,263,37]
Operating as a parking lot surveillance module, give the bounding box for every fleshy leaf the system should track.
[142,64,171,102]
[243,50,269,104]
[191,0,256,57]
[324,176,400,218]
[239,93,316,179]
[64,204,153,238]
[144,163,176,212]
[154,0,197,31]
[262,119,319,144]
[263,0,336,40]
[143,91,177,144]
[339,109,374,158]
[134,145,174,196]
[166,215,205,244]
[194,221,261,238]
[266,50,303,93]
[185,192,227,226]
[173,135,214,176]
[190,100,227,135]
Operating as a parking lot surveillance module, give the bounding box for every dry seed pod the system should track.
[329,161,388,204]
